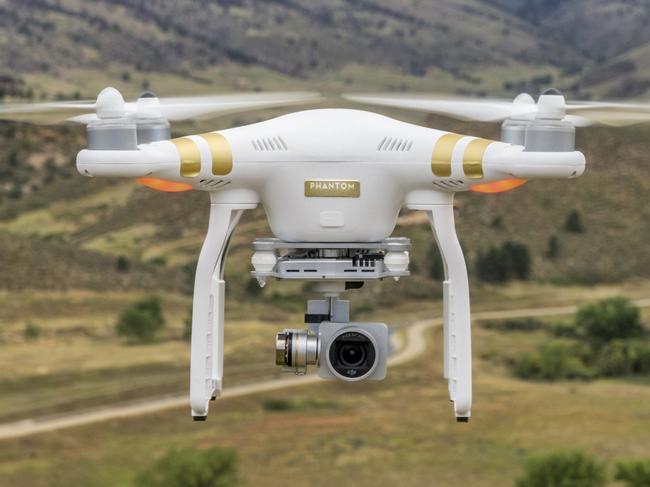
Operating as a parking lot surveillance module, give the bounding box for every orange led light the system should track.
[136,178,194,192]
[469,178,527,194]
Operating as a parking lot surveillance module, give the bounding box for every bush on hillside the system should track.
[615,459,650,487]
[516,450,607,487]
[475,241,531,282]
[116,296,165,343]
[23,321,42,341]
[481,318,544,332]
[545,235,560,259]
[563,209,585,233]
[514,343,594,381]
[575,297,645,348]
[138,445,239,487]
[476,246,509,282]
[427,243,445,280]
[596,340,650,377]
[503,241,532,280]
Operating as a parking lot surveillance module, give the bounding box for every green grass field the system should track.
[0,312,648,487]
[0,283,648,486]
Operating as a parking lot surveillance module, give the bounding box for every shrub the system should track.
[23,321,42,341]
[428,244,445,280]
[116,296,165,343]
[262,397,337,412]
[563,210,585,233]
[115,255,130,273]
[475,241,531,282]
[476,246,509,282]
[138,445,239,487]
[596,340,650,377]
[149,256,167,267]
[503,241,531,280]
[545,235,559,259]
[575,297,645,348]
[245,278,263,296]
[615,459,650,487]
[514,343,593,381]
[482,318,544,332]
[552,322,578,338]
[516,450,606,487]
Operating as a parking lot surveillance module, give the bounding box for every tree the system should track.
[476,246,509,282]
[138,446,239,487]
[575,297,644,348]
[115,255,130,273]
[516,450,606,487]
[427,243,445,280]
[545,235,559,259]
[615,459,650,487]
[503,241,531,280]
[475,241,532,282]
[563,210,584,233]
[116,296,165,343]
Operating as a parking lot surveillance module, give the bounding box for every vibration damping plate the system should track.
[251,238,411,281]
[252,237,411,252]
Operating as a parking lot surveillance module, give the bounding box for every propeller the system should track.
[343,90,650,127]
[0,87,324,125]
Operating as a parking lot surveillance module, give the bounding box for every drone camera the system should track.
[276,321,388,382]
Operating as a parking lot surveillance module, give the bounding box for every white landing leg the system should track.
[424,201,472,422]
[190,200,255,420]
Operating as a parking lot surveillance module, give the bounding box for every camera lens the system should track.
[339,344,366,367]
[327,329,377,381]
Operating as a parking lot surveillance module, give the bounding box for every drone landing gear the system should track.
[189,200,256,420]
[410,195,472,422]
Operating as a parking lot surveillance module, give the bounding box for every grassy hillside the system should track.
[0,4,648,487]
[0,308,648,487]
[0,0,564,90]
[3,0,650,101]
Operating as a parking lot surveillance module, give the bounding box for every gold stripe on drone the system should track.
[172,137,201,178]
[200,132,232,176]
[172,133,233,178]
[431,134,494,179]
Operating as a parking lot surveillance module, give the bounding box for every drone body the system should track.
[15,87,648,421]
[78,108,585,243]
[75,104,586,421]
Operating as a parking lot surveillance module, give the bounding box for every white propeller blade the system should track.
[343,93,525,122]
[344,92,650,127]
[0,90,324,124]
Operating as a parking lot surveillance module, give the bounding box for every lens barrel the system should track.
[275,329,319,374]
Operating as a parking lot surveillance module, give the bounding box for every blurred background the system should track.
[0,1,649,486]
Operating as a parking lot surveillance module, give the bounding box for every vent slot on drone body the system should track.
[377,136,413,152]
[432,180,466,191]
[198,179,231,190]
[251,136,288,151]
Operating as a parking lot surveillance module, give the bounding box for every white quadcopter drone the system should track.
[2,87,649,422]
